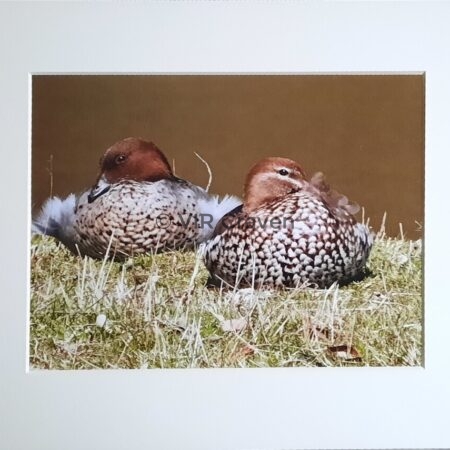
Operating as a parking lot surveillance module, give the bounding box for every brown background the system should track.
[32,75,424,239]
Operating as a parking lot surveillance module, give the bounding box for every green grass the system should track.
[29,230,423,369]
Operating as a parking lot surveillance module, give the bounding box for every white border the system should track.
[1,2,449,449]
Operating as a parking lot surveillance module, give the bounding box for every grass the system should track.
[29,229,423,369]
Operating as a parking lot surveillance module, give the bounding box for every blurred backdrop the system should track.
[32,75,424,239]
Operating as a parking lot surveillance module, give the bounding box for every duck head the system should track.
[88,137,174,203]
[243,157,307,213]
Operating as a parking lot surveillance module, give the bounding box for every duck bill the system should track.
[88,176,111,203]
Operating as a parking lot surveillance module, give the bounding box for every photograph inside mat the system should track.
[30,74,424,369]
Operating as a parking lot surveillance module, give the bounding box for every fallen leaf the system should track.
[328,345,362,362]
[395,254,409,266]
[220,318,248,333]
[55,340,79,355]
[95,313,107,328]
[241,345,255,357]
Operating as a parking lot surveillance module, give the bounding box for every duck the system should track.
[33,137,241,260]
[203,157,374,289]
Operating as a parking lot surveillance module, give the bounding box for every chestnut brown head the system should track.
[88,138,174,203]
[243,157,307,212]
[100,137,173,182]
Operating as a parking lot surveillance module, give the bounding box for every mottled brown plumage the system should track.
[203,157,373,289]
[33,138,241,260]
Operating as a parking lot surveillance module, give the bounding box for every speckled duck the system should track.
[203,157,373,289]
[33,137,241,260]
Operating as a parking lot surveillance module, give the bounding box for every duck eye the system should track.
[278,168,289,176]
[115,154,127,165]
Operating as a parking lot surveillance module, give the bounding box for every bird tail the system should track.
[32,194,77,250]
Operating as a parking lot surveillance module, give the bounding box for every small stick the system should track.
[194,152,213,192]
[172,158,177,176]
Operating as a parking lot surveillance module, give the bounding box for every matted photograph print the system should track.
[30,74,424,369]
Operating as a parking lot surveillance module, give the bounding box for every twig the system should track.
[194,152,212,192]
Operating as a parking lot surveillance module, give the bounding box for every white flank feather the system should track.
[197,194,242,241]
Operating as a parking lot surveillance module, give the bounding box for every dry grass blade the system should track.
[194,152,213,192]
